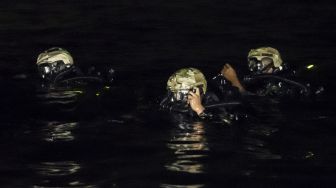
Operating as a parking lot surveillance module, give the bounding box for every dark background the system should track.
[1,0,336,83]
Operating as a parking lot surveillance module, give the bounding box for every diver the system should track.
[160,68,242,122]
[219,47,323,101]
[36,47,114,88]
[34,47,115,118]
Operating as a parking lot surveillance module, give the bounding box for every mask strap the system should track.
[260,61,275,73]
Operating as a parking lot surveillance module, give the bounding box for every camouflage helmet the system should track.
[37,47,74,66]
[248,47,283,72]
[167,67,207,94]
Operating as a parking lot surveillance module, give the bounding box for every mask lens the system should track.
[38,64,52,78]
[43,66,50,74]
[256,61,263,71]
[248,58,258,72]
[175,89,189,102]
[38,63,51,74]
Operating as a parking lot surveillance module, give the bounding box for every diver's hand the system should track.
[188,88,205,115]
[221,63,239,83]
[221,63,246,93]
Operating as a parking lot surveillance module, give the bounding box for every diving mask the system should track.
[38,60,71,79]
[172,87,202,103]
[248,57,275,74]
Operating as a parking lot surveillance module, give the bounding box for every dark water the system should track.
[1,1,336,187]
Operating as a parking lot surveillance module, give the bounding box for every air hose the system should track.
[58,76,103,84]
[52,67,103,86]
[161,101,242,113]
[205,101,241,109]
[244,74,309,93]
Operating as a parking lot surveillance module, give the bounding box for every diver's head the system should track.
[247,47,284,74]
[36,47,74,79]
[167,67,207,103]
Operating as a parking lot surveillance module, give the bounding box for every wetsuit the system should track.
[160,91,220,118]
[40,65,114,89]
[242,69,316,101]
[160,76,242,123]
[35,65,115,118]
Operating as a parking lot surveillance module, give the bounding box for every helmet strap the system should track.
[260,62,275,74]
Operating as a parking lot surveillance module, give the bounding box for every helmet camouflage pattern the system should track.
[248,47,283,68]
[167,67,207,94]
[37,47,74,66]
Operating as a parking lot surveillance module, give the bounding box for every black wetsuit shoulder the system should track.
[160,91,232,122]
[41,66,115,89]
[244,69,310,99]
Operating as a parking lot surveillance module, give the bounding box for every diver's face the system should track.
[173,87,202,103]
[37,61,68,79]
[174,89,192,103]
[248,57,274,74]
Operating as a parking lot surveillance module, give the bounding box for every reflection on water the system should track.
[36,90,84,113]
[37,90,82,105]
[165,122,208,174]
[31,161,96,188]
[29,121,96,187]
[242,136,282,160]
[33,161,81,176]
[42,122,77,142]
[161,184,204,188]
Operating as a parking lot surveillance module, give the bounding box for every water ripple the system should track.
[42,122,78,142]
[166,122,208,174]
